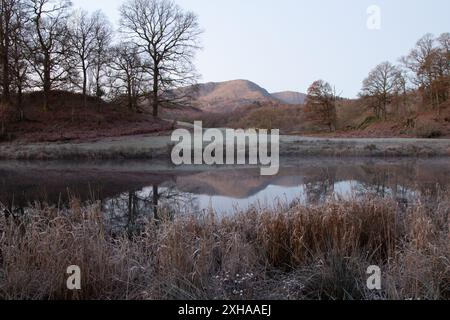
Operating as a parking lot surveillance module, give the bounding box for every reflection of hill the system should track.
[174,159,450,198]
[175,169,304,198]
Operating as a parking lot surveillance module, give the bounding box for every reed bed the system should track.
[0,194,448,300]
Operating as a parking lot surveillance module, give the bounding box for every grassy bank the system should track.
[1,135,450,160]
[0,194,448,300]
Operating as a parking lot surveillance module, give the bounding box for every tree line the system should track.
[306,33,450,131]
[0,0,202,118]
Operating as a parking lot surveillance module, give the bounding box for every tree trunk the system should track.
[436,91,441,117]
[17,85,23,121]
[126,192,135,236]
[152,185,159,222]
[1,54,9,102]
[43,55,51,112]
[127,81,133,110]
[95,69,102,112]
[1,119,5,136]
[82,66,87,108]
[43,86,50,112]
[152,67,159,117]
[1,21,10,103]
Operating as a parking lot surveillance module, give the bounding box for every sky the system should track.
[71,0,450,98]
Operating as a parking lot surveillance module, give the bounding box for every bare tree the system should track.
[119,0,202,117]
[9,0,29,117]
[401,34,436,89]
[0,0,22,103]
[26,0,72,111]
[110,43,147,111]
[435,33,450,105]
[401,33,450,112]
[0,0,29,114]
[305,80,338,132]
[360,62,403,119]
[67,9,96,107]
[67,9,112,109]
[89,10,113,108]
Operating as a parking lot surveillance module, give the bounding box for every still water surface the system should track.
[1,158,449,228]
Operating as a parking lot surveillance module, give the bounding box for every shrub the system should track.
[415,120,443,138]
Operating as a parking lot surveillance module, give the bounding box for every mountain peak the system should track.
[188,79,276,112]
[176,80,305,112]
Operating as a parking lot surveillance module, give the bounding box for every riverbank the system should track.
[1,134,450,160]
[1,194,448,300]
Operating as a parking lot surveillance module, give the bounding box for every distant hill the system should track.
[178,79,280,112]
[172,79,306,113]
[271,91,306,105]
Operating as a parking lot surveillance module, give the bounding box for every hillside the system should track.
[1,91,173,143]
[181,79,281,112]
[180,91,450,138]
[2,86,448,144]
[271,91,306,105]
[316,97,450,138]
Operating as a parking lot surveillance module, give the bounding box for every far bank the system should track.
[1,134,450,160]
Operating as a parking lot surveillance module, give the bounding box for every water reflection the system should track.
[1,158,449,222]
[102,185,198,234]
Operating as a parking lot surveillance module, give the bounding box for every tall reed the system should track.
[0,193,448,300]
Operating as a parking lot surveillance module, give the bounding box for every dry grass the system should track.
[0,194,448,300]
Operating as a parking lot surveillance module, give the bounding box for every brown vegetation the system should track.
[180,102,308,134]
[326,97,450,138]
[304,80,338,132]
[0,193,448,300]
[177,94,450,138]
[1,91,173,143]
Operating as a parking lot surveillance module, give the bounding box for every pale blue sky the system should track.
[71,0,450,97]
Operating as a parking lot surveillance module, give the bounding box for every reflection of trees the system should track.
[155,184,199,217]
[354,169,390,198]
[352,165,429,205]
[300,163,444,207]
[304,168,336,205]
[1,181,196,235]
[102,184,194,235]
[152,185,159,221]
[2,160,450,227]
